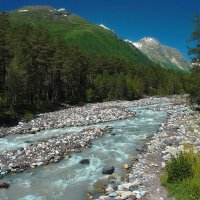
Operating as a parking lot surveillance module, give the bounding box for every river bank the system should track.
[0,102,136,138]
[0,95,192,200]
[0,96,185,138]
[0,97,176,177]
[0,127,114,175]
[94,101,200,200]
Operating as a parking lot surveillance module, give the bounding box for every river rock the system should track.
[102,165,115,175]
[121,191,133,199]
[79,159,90,164]
[123,164,129,170]
[108,192,117,197]
[135,145,144,152]
[0,100,136,137]
[0,182,10,189]
[127,195,137,200]
[92,96,193,200]
[131,180,140,187]
[24,140,32,144]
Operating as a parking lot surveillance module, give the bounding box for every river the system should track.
[0,104,170,200]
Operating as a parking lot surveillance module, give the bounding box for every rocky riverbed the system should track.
[0,127,112,175]
[0,97,174,176]
[0,96,185,138]
[93,101,200,200]
[0,103,135,138]
[0,95,193,200]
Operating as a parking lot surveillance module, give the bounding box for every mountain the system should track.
[125,37,191,70]
[98,24,113,32]
[8,6,153,66]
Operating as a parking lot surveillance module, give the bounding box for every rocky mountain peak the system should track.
[140,37,160,45]
[125,37,191,71]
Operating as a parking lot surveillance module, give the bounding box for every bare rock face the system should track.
[125,37,191,71]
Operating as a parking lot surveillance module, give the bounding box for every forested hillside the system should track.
[9,6,152,65]
[0,11,191,123]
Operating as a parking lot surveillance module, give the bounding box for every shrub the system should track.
[23,112,33,122]
[166,152,193,183]
[161,144,200,200]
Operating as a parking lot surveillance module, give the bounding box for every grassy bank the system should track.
[161,144,200,200]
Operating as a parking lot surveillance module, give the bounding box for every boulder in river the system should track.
[0,182,10,189]
[136,144,144,152]
[123,163,129,170]
[127,195,137,200]
[79,159,90,164]
[102,165,115,175]
[24,140,32,144]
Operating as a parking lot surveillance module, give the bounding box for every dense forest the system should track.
[0,13,198,123]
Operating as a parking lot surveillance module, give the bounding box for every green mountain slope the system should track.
[8,6,153,66]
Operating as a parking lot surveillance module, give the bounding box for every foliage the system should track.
[9,6,153,65]
[188,66,200,108]
[0,109,17,126]
[86,88,94,102]
[0,12,192,124]
[165,152,193,183]
[23,112,33,122]
[0,13,10,92]
[162,144,200,200]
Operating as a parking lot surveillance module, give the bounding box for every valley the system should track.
[0,96,196,200]
[0,3,199,200]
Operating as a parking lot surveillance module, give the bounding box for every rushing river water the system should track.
[0,105,169,200]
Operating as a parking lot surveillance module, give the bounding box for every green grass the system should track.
[161,175,200,200]
[161,144,200,200]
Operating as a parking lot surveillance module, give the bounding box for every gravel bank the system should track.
[0,127,112,175]
[94,100,199,200]
[0,95,191,199]
[0,103,135,138]
[0,96,186,138]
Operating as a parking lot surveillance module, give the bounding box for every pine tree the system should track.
[62,47,88,103]
[29,25,54,103]
[52,38,69,102]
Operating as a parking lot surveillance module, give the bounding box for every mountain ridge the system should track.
[7,6,154,68]
[125,37,191,70]
[7,6,191,71]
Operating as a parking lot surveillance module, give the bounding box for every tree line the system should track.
[0,13,197,119]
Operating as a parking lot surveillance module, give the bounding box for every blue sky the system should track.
[1,0,200,59]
